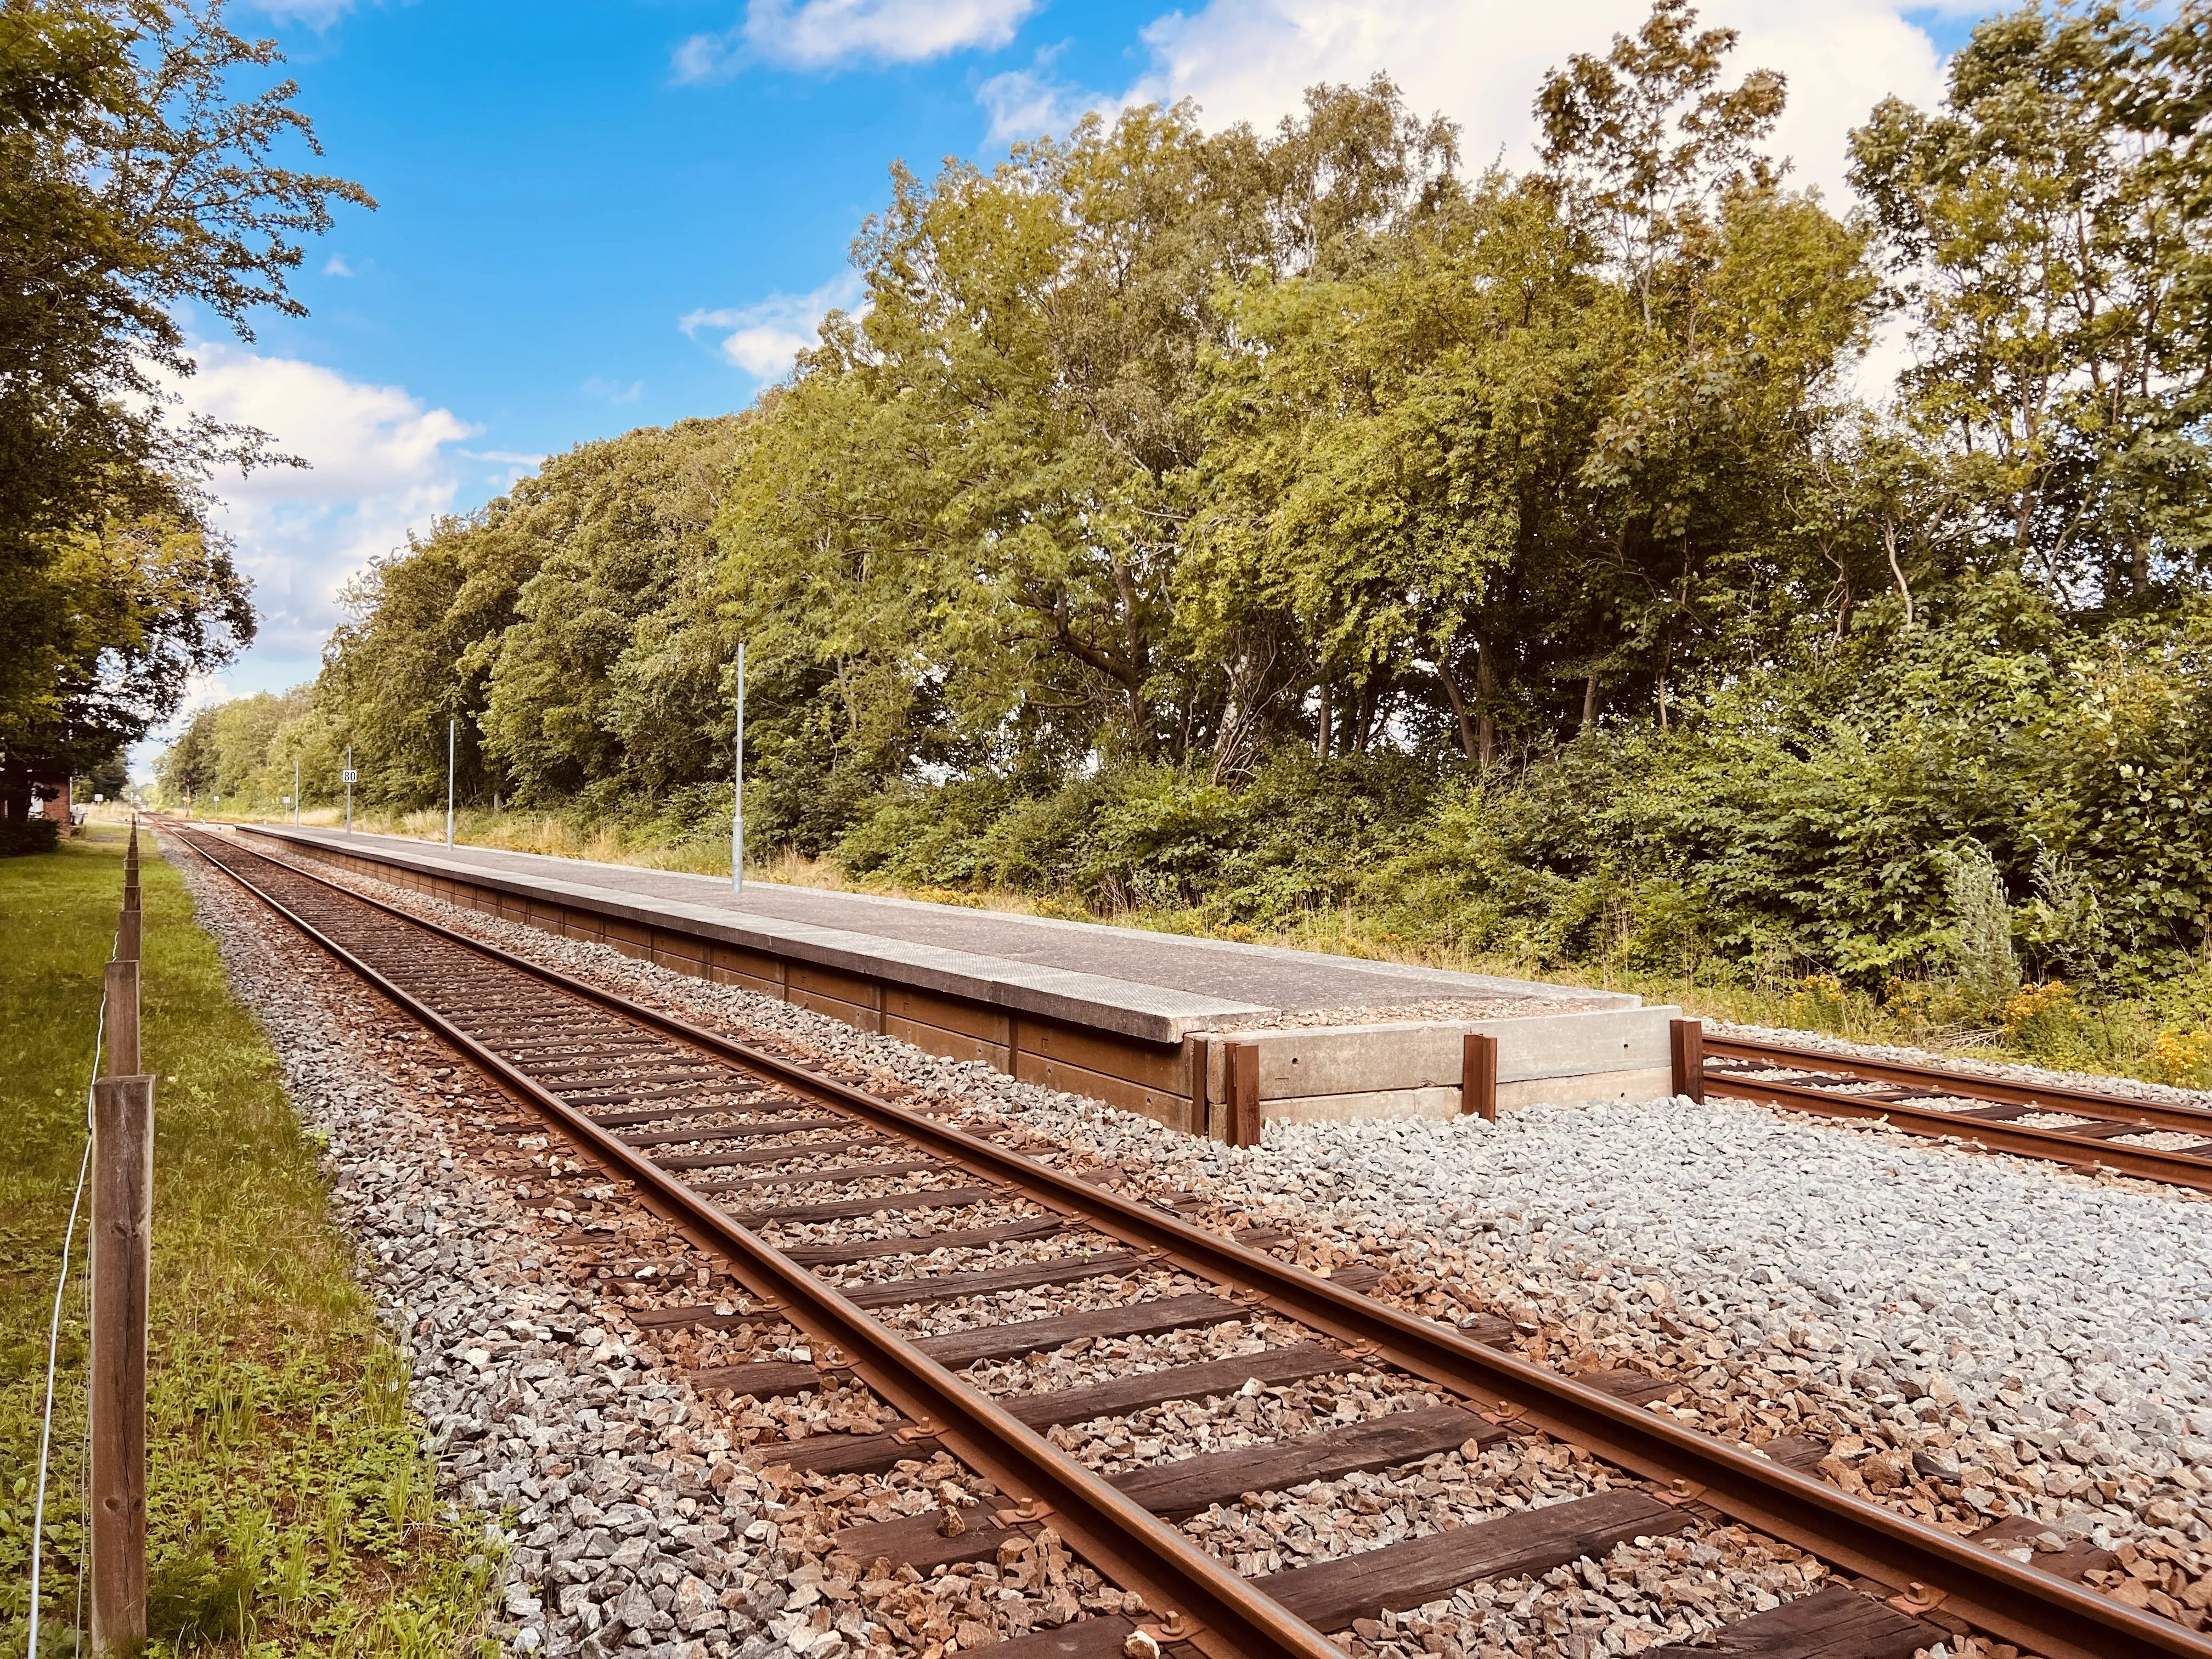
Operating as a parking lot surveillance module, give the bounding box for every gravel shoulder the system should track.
[211,847,2212,1643]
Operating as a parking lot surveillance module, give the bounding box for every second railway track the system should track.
[173,826,2209,1659]
[1686,1029,2212,1193]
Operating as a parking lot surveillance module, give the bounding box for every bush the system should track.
[1945,841,2022,1014]
[834,750,1443,922]
[0,816,60,856]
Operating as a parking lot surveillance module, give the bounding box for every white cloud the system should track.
[979,50,1111,144]
[674,0,1037,79]
[681,274,864,380]
[178,342,474,667]
[672,30,744,82]
[582,376,645,403]
[246,0,356,28]
[323,253,354,277]
[1098,0,1948,207]
[461,446,546,494]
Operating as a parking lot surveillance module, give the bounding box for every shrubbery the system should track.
[0,817,60,856]
[836,580,2212,1019]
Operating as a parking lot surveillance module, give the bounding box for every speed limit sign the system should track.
[341,768,358,783]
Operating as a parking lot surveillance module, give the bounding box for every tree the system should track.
[1849,2,2212,609]
[0,0,369,812]
[324,502,541,808]
[482,417,748,801]
[723,84,1455,783]
[1186,173,1616,768]
[1,511,252,809]
[1535,0,1787,326]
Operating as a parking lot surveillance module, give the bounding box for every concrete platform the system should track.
[228,825,1679,1132]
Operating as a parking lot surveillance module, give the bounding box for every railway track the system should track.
[1685,1028,2212,1193]
[172,827,2207,1659]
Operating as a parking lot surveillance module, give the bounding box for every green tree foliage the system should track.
[482,417,747,802]
[311,419,750,819]
[185,3,2212,1003]
[0,0,366,809]
[1851,2,2212,603]
[5,514,254,784]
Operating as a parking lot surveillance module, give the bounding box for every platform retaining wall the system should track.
[236,827,1678,1135]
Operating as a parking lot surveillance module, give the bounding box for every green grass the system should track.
[0,827,498,1657]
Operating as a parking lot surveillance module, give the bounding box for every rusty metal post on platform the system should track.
[1226,1041,1261,1148]
[1460,1031,1498,1120]
[1670,1017,1705,1103]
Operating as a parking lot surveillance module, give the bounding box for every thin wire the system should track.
[74,1257,92,1641]
[26,883,119,1659]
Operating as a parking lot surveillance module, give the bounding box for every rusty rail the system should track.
[1693,1030,2212,1193]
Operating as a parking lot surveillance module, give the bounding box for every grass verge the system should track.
[0,826,496,1657]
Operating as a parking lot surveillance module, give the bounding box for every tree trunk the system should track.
[1883,517,1916,631]
[1580,675,1598,735]
[1474,646,1497,769]
[1111,554,1153,755]
[1313,679,1330,760]
[1437,656,1478,763]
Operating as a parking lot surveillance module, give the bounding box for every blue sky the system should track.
[165,0,1997,753]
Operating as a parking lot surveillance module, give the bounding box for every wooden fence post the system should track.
[104,960,140,1077]
[1460,1032,1498,1121]
[89,1074,154,1657]
[1226,1042,1261,1148]
[115,907,140,964]
[1669,1018,1705,1103]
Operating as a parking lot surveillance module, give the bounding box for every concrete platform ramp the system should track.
[232,825,1679,1135]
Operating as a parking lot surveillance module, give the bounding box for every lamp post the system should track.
[294,757,300,826]
[343,745,354,835]
[731,642,745,895]
[445,718,455,848]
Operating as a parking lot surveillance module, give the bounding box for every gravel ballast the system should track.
[192,840,2212,1642]
[171,843,787,1659]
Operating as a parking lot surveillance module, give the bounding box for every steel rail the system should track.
[177,830,2212,1659]
[1702,1057,2212,1193]
[174,830,1342,1659]
[1708,1033,2212,1137]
